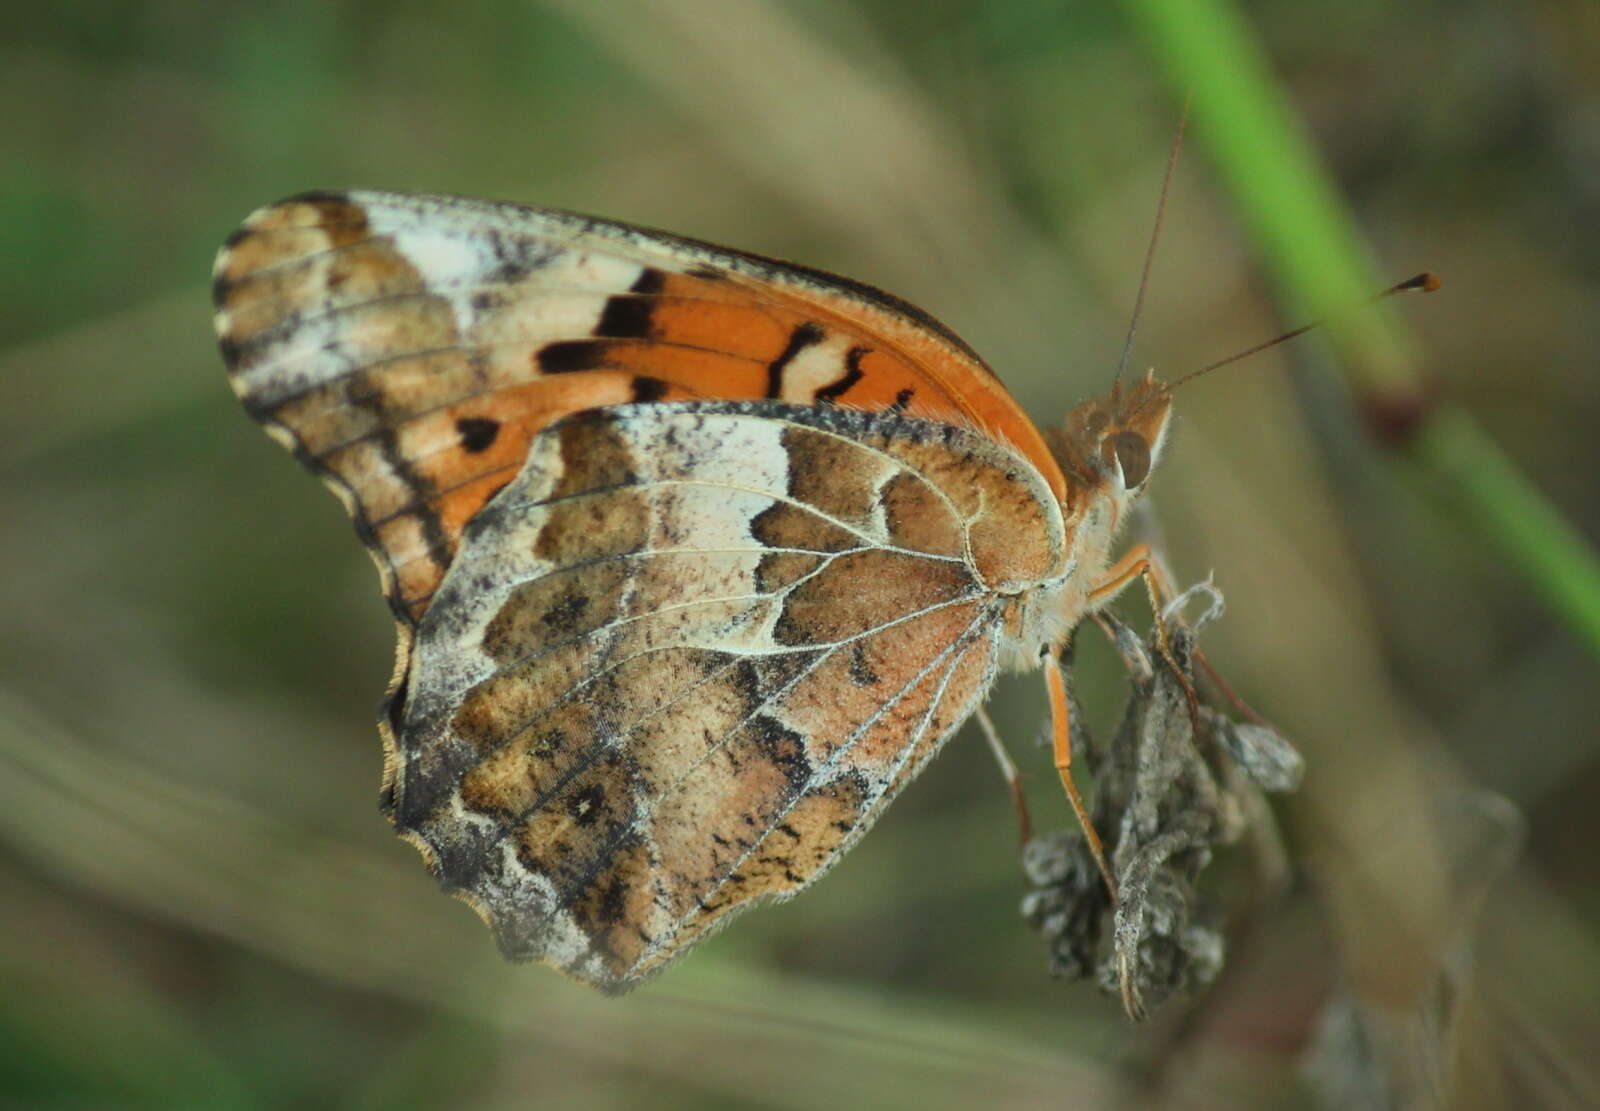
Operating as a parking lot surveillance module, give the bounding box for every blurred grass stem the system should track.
[1122,0,1600,666]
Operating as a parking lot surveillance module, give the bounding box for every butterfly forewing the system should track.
[213,191,1066,626]
[391,403,1061,988]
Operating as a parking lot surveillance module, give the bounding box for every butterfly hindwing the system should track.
[384,402,1059,988]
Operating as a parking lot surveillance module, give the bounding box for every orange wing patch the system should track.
[214,192,1064,625]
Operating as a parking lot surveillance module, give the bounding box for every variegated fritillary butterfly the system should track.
[213,191,1174,992]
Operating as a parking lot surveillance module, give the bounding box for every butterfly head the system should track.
[1050,370,1172,514]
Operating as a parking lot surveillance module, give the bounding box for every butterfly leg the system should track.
[1095,551,1277,739]
[1088,543,1202,730]
[1044,655,1118,900]
[974,705,1033,846]
[1087,542,1170,614]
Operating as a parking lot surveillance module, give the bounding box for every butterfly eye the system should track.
[1113,430,1151,488]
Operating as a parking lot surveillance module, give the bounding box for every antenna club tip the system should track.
[1400,271,1442,293]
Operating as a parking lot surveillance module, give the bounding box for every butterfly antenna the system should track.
[1115,95,1190,386]
[1166,271,1441,392]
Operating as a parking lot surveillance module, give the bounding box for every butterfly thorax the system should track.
[998,373,1172,671]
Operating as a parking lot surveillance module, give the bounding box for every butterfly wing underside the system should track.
[401,403,1062,987]
[213,190,1064,627]
[213,192,1069,988]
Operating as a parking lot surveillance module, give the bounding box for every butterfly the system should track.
[212,191,1173,992]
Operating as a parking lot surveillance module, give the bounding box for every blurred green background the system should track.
[3,1,1599,1107]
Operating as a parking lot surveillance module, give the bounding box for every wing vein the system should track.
[500,630,848,891]
[763,413,971,529]
[626,601,999,974]
[446,576,985,782]
[490,476,886,549]
[475,594,992,906]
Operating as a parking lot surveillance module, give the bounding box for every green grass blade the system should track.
[1120,0,1600,665]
